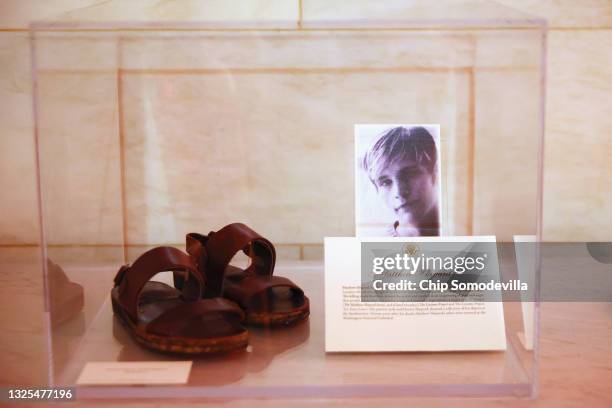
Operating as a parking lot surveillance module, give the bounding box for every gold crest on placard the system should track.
[404,244,419,256]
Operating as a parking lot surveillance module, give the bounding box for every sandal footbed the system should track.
[112,282,248,354]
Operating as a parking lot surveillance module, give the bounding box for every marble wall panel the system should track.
[301,0,535,26]
[473,70,541,239]
[303,0,611,28]
[0,33,38,245]
[495,0,612,28]
[37,72,122,245]
[35,33,119,70]
[474,29,543,69]
[1,1,609,30]
[0,0,298,28]
[120,31,475,70]
[544,30,612,241]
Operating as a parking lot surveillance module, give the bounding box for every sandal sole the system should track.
[245,296,310,328]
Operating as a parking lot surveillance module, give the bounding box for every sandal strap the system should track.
[173,233,209,291]
[144,298,245,336]
[187,223,276,298]
[113,246,202,323]
[225,274,303,310]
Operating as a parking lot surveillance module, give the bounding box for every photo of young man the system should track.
[356,125,441,237]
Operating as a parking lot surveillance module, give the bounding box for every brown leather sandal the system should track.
[111,246,248,354]
[180,223,310,327]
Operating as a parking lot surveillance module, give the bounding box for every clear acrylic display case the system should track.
[32,0,546,399]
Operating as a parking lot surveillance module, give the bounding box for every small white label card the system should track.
[77,361,192,385]
[324,236,507,352]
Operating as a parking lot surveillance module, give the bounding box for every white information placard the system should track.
[324,236,506,352]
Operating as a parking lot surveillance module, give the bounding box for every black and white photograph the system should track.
[355,124,442,237]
